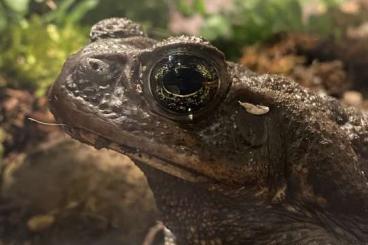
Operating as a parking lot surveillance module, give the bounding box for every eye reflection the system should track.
[150,54,220,114]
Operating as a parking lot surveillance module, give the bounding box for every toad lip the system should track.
[49,78,249,187]
[63,123,212,184]
[50,85,236,186]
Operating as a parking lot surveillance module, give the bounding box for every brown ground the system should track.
[240,33,368,110]
[1,137,159,245]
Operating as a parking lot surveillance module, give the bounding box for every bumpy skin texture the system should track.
[49,18,368,244]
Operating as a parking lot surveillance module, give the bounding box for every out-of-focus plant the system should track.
[43,0,99,25]
[177,0,206,16]
[0,128,5,160]
[0,16,88,96]
[0,0,99,96]
[177,0,346,59]
[82,0,170,34]
[0,0,30,31]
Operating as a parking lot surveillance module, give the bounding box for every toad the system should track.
[48,18,368,244]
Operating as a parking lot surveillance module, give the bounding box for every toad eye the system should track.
[149,54,220,115]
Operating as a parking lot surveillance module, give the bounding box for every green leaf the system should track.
[177,0,193,16]
[3,0,29,13]
[0,15,88,96]
[201,15,232,40]
[67,0,100,24]
[0,2,8,31]
[43,0,76,24]
[193,0,206,15]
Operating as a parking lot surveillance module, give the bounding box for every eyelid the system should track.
[90,53,128,64]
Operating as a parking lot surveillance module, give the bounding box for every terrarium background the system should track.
[0,0,367,244]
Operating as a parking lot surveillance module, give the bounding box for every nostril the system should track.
[87,58,108,72]
[90,61,100,70]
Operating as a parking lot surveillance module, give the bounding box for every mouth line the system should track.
[66,125,213,184]
[51,84,243,186]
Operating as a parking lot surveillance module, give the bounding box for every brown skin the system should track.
[48,18,368,244]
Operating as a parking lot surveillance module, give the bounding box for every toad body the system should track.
[49,18,368,244]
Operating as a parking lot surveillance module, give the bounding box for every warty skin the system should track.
[49,18,368,244]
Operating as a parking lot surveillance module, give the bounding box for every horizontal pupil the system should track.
[162,66,204,95]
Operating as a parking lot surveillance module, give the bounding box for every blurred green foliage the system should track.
[0,128,4,160]
[177,0,206,16]
[0,16,87,96]
[42,0,100,25]
[0,0,98,96]
[0,0,30,30]
[82,0,170,32]
[178,0,345,58]
[202,0,305,41]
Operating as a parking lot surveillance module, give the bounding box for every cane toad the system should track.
[48,18,368,244]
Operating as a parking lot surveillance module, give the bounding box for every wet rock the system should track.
[27,214,55,232]
[1,138,158,245]
[343,90,363,107]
